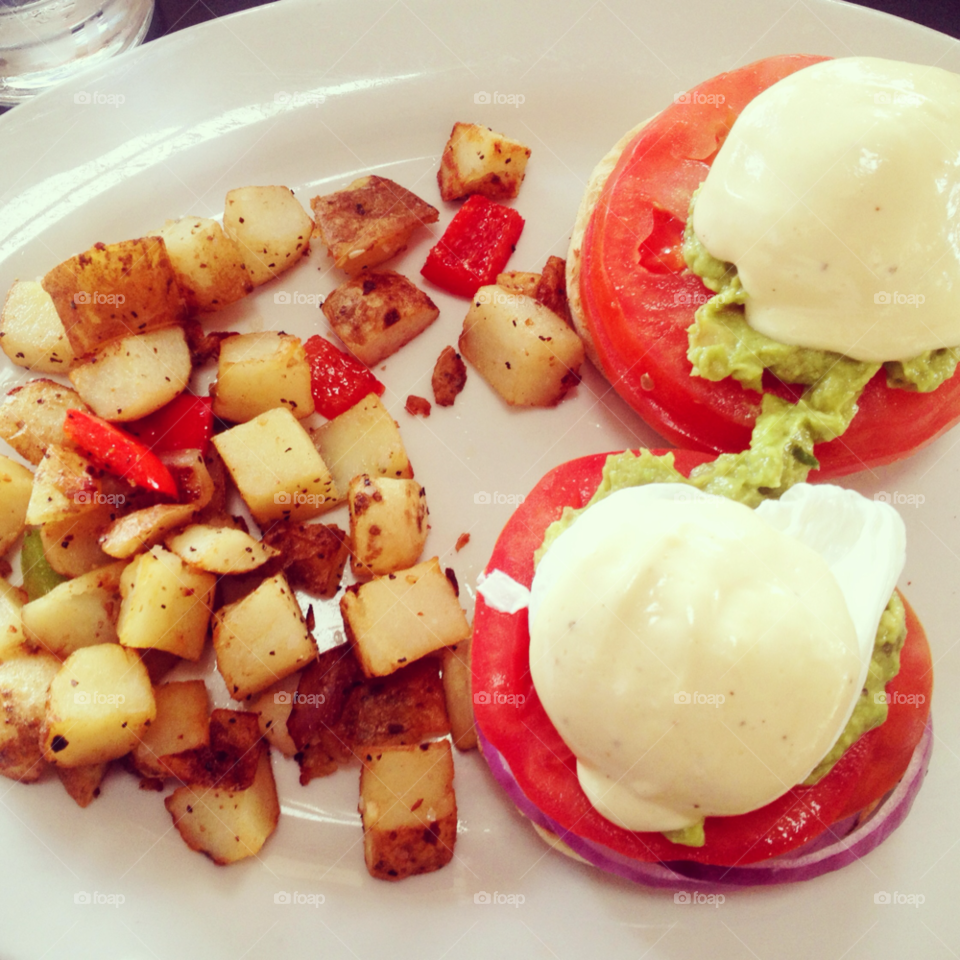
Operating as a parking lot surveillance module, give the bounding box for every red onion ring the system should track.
[477,716,932,889]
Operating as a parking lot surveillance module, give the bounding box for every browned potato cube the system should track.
[359,740,457,880]
[341,557,471,677]
[0,379,90,465]
[213,572,317,700]
[248,677,299,757]
[157,216,252,313]
[132,679,210,778]
[166,523,279,575]
[0,652,60,782]
[322,271,439,367]
[496,271,540,298]
[353,657,449,749]
[100,503,198,559]
[41,237,185,355]
[459,285,584,406]
[348,475,428,579]
[165,749,280,865]
[1,280,77,373]
[311,176,439,276]
[437,122,531,201]
[40,504,117,577]
[534,255,573,326]
[286,644,362,752]
[57,762,108,807]
[259,521,348,597]
[441,640,478,751]
[311,393,412,498]
[25,444,101,526]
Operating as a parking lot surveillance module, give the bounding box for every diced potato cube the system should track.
[459,285,584,406]
[213,572,317,700]
[437,122,531,201]
[341,557,471,677]
[40,503,117,577]
[0,652,61,781]
[98,503,197,560]
[359,740,457,880]
[156,216,252,313]
[165,749,280,865]
[25,444,101,526]
[41,237,185,355]
[131,679,209,778]
[349,475,428,578]
[166,523,279,575]
[68,326,192,421]
[0,578,28,661]
[117,546,216,661]
[211,331,314,422]
[311,176,439,276]
[41,644,156,767]
[213,407,338,525]
[496,270,540,298]
[21,561,126,658]
[0,379,90,466]
[157,709,262,788]
[0,456,32,555]
[248,678,298,758]
[322,271,439,367]
[311,393,412,498]
[0,280,77,373]
[56,761,108,807]
[441,640,478,751]
[222,185,313,286]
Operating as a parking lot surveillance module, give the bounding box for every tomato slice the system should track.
[472,450,932,866]
[578,54,960,478]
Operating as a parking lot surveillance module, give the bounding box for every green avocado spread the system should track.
[536,449,907,847]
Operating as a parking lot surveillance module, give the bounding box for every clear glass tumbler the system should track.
[0,0,154,105]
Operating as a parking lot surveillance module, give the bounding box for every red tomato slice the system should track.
[472,450,932,866]
[578,54,960,478]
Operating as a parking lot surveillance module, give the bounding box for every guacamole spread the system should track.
[536,449,907,846]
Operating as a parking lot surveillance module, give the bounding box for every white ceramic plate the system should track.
[1,1,958,957]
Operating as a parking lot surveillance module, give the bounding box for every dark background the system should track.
[144,0,960,44]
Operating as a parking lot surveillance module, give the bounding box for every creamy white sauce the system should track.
[527,483,905,833]
[692,57,960,362]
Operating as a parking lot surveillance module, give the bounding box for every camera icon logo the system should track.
[73,291,91,305]
[473,690,491,705]
[474,891,491,904]
[474,91,491,104]
[674,891,691,904]
[74,92,92,105]
[274,891,291,904]
[274,491,292,505]
[874,891,891,904]
[874,291,892,304]
[275,91,292,104]
[274,291,292,304]
[74,891,91,904]
[474,491,491,504]
[674,691,691,704]
[74,691,90,705]
[274,691,292,705]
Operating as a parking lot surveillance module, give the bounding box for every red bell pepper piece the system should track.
[304,334,385,419]
[63,409,179,498]
[420,195,525,298]
[124,394,214,455]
